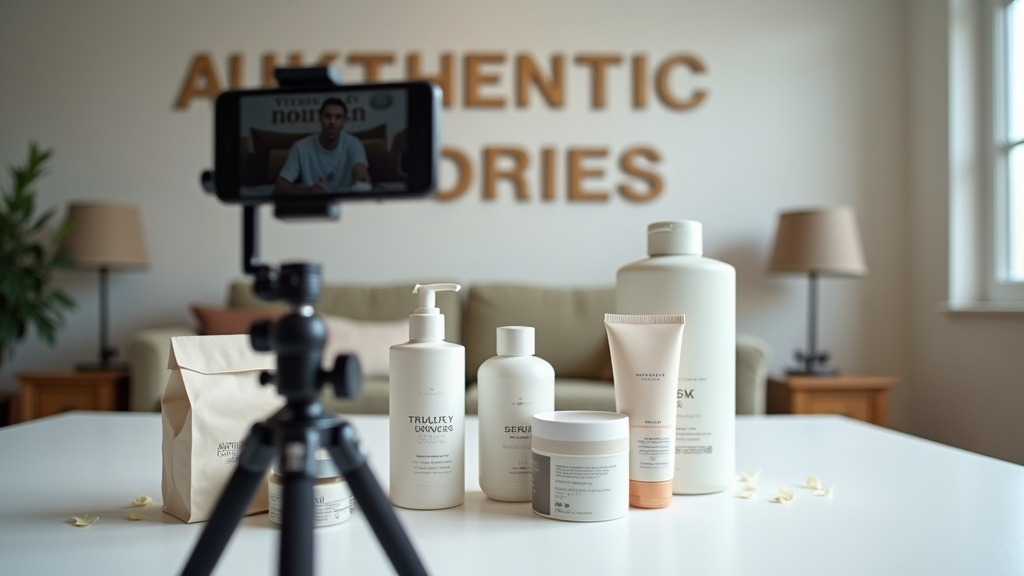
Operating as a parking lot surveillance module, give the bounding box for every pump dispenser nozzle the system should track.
[413,283,461,314]
[409,283,461,340]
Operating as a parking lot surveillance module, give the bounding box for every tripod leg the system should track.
[326,422,429,576]
[277,429,318,576]
[181,423,275,576]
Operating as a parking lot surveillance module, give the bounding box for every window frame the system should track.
[989,0,1024,300]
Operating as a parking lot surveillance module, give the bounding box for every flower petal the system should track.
[126,513,146,521]
[813,485,835,497]
[806,476,823,490]
[72,514,99,527]
[131,495,154,508]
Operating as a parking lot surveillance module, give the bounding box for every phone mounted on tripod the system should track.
[185,67,432,576]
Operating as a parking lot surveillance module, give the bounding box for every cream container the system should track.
[531,411,629,522]
[605,314,686,509]
[269,448,353,527]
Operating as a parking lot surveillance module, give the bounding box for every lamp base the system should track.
[76,361,129,372]
[786,366,839,376]
[789,348,838,376]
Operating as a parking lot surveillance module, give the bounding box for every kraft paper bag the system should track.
[161,334,285,523]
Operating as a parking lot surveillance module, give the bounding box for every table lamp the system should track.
[62,203,148,371]
[768,205,867,375]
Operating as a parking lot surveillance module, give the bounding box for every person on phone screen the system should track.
[273,97,372,193]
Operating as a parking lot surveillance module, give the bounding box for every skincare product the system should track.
[269,448,353,527]
[616,221,736,495]
[389,283,466,510]
[531,411,629,522]
[478,326,555,502]
[604,314,685,508]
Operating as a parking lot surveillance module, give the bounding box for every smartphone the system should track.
[213,81,441,203]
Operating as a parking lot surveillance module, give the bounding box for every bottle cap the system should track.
[647,220,702,256]
[629,479,674,509]
[496,326,534,356]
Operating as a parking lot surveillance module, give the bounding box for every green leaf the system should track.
[0,142,73,362]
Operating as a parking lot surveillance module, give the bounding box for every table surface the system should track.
[0,413,1021,576]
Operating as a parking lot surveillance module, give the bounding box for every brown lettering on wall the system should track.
[541,147,557,201]
[632,54,647,109]
[260,52,338,88]
[347,53,395,82]
[574,54,623,109]
[174,53,222,109]
[465,53,506,109]
[516,54,565,108]
[407,52,455,108]
[656,54,707,110]
[484,147,530,200]
[567,148,610,201]
[618,146,663,201]
[436,147,473,201]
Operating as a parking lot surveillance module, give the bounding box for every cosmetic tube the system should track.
[604,314,685,509]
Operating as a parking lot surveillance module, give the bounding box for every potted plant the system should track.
[0,143,75,367]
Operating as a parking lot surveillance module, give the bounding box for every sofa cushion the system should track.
[322,315,408,377]
[227,281,462,344]
[190,305,286,335]
[464,285,614,382]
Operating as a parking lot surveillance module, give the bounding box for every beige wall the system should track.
[0,0,1016,463]
[907,0,1024,464]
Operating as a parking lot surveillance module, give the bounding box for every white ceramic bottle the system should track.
[477,326,555,502]
[616,221,736,495]
[389,283,466,510]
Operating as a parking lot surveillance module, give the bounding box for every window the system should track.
[995,0,1024,289]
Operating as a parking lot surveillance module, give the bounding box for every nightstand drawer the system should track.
[18,371,129,421]
[767,375,897,427]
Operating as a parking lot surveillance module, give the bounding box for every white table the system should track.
[0,413,1021,576]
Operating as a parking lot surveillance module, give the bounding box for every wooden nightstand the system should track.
[18,370,129,421]
[767,374,897,427]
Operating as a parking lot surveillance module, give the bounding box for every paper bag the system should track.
[161,334,285,523]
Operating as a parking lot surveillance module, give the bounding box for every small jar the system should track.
[269,448,353,527]
[531,411,630,522]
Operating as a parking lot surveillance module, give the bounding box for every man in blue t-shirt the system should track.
[273,98,372,193]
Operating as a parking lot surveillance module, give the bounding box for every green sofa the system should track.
[126,282,772,416]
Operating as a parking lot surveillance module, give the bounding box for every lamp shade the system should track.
[62,203,148,269]
[768,205,867,277]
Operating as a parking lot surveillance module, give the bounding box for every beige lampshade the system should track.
[62,203,149,269]
[768,205,867,276]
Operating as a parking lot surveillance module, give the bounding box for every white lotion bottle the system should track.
[616,221,736,495]
[389,283,466,510]
[477,326,555,502]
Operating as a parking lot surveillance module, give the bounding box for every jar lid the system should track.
[272,447,341,478]
[532,411,628,442]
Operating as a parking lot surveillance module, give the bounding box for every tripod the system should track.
[179,204,428,576]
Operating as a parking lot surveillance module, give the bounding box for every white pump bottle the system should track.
[389,283,466,510]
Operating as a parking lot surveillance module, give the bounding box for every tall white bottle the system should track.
[389,283,466,509]
[616,221,736,494]
[477,326,555,502]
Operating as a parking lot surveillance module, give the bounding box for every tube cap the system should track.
[629,480,674,509]
[496,326,534,356]
[647,221,702,256]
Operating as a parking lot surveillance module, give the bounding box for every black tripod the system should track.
[180,204,429,576]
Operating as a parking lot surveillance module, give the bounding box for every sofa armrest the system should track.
[736,333,773,415]
[126,326,198,412]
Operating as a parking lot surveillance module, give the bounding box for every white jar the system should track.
[269,448,353,527]
[531,411,629,522]
[616,220,736,495]
[478,326,555,502]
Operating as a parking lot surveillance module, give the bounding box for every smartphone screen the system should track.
[214,82,439,203]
